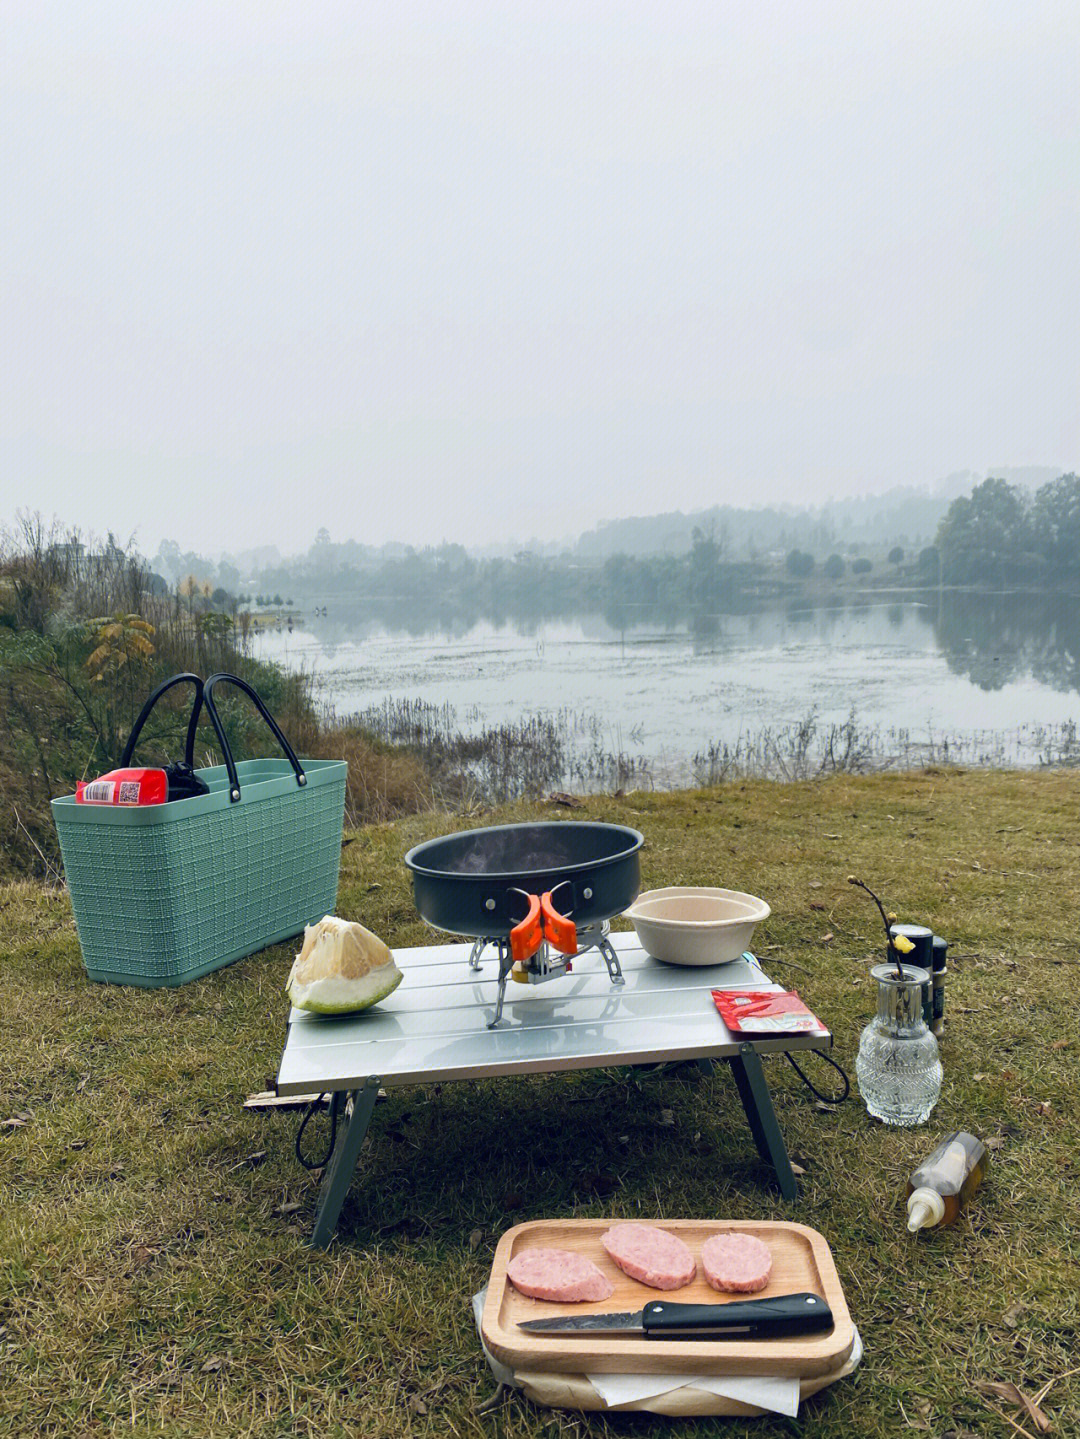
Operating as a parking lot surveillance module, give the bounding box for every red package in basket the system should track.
[75,768,168,806]
[712,989,826,1035]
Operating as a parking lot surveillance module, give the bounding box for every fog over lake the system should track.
[256,592,1080,784]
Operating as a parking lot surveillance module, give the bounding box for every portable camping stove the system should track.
[469,920,625,1028]
[403,822,643,1029]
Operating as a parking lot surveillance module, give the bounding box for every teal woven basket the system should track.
[51,673,347,987]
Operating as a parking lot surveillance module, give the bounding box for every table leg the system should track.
[309,1076,381,1248]
[726,1044,798,1201]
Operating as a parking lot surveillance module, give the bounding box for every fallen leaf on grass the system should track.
[272,1201,302,1218]
[1050,1038,1071,1051]
[819,932,834,943]
[1031,1101,1052,1116]
[808,881,823,890]
[658,1109,676,1127]
[200,1356,225,1374]
[898,1400,930,1430]
[409,1396,428,1415]
[1002,1301,1026,1328]
[468,1229,483,1252]
[975,1380,1051,1432]
[986,1136,1007,1151]
[790,1163,808,1177]
[814,1101,836,1113]
[2,1113,31,1129]
[809,901,827,911]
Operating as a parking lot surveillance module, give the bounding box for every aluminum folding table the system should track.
[275,931,831,1247]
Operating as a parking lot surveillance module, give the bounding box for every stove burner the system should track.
[468,921,625,1027]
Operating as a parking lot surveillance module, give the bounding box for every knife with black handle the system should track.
[517,1291,832,1340]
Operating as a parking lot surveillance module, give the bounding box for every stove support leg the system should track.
[597,935,625,987]
[468,938,486,972]
[309,1075,381,1248]
[489,944,512,1028]
[726,1044,798,1201]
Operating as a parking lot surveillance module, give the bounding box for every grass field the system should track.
[3,769,1079,1439]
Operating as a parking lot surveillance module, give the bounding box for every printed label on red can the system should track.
[80,780,116,804]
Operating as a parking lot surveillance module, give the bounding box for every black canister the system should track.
[890,924,935,1024]
[930,934,948,1036]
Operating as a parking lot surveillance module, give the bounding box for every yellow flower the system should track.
[891,934,915,955]
[886,911,897,922]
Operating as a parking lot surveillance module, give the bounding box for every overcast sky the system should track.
[3,1,1078,557]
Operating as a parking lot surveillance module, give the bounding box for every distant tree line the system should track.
[252,531,764,630]
[935,474,1080,586]
[154,472,1080,626]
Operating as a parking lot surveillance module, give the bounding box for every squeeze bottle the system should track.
[906,1131,988,1232]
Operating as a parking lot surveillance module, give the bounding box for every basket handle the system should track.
[120,672,229,771]
[202,672,307,804]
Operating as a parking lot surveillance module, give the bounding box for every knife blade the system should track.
[517,1291,832,1340]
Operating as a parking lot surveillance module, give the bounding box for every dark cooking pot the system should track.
[404,821,643,959]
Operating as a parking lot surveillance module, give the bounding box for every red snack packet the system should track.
[75,768,168,806]
[712,989,827,1035]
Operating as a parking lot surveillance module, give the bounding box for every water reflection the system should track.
[935,592,1080,694]
[260,590,1080,705]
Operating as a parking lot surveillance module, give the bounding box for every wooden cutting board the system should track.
[482,1218,854,1377]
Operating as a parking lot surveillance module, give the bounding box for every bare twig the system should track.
[12,808,64,889]
[475,1382,510,1414]
[976,1397,1040,1439]
[1033,1363,1080,1406]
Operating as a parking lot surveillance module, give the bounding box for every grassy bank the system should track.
[3,769,1079,1439]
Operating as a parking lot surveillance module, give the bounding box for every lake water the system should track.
[255,592,1080,783]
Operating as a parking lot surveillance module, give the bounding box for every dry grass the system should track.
[295,719,438,827]
[2,769,1079,1439]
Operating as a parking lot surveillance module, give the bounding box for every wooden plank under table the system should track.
[275,931,832,1246]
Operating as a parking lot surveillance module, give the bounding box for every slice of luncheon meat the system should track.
[600,1223,696,1290]
[506,1248,615,1302]
[701,1232,774,1293]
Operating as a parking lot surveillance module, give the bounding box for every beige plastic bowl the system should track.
[624,886,770,966]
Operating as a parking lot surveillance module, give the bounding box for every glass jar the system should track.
[856,964,942,1125]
